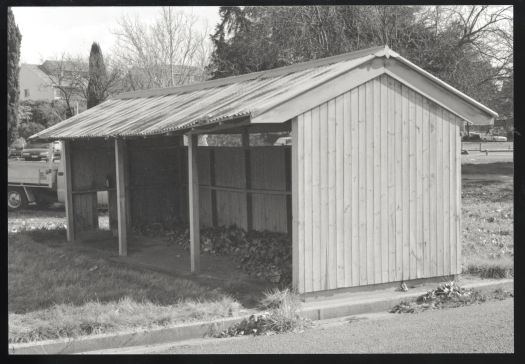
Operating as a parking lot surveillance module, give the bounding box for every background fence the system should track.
[462,141,513,152]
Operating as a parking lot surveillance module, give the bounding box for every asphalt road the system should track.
[155,298,513,354]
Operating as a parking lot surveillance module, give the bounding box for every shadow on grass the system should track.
[462,162,514,176]
[9,228,269,312]
[464,258,513,279]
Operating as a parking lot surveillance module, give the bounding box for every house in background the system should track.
[19,63,57,101]
[19,60,88,103]
[20,60,207,103]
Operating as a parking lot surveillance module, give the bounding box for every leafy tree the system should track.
[87,42,109,108]
[206,6,427,78]
[18,122,46,140]
[7,8,22,147]
[17,100,69,139]
[206,5,512,118]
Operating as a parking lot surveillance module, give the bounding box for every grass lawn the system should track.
[8,227,242,343]
[461,161,513,278]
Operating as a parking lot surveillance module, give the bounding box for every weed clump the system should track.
[390,281,512,314]
[213,288,310,337]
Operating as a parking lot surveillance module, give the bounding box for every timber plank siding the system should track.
[293,74,462,293]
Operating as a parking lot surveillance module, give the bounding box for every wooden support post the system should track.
[209,149,218,227]
[63,140,76,242]
[242,129,253,231]
[125,151,131,229]
[285,147,292,235]
[178,140,186,220]
[291,117,300,292]
[188,134,200,273]
[115,139,128,257]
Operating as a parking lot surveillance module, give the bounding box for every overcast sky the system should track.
[11,6,221,64]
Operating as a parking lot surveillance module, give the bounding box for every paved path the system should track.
[152,298,513,354]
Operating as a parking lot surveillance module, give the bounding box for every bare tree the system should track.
[420,5,513,83]
[112,7,212,91]
[41,54,89,117]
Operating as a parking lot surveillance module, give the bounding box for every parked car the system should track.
[8,137,27,158]
[273,136,292,146]
[20,142,52,161]
[506,129,514,142]
[480,133,507,142]
[462,132,481,142]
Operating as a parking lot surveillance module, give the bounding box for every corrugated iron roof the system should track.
[30,46,384,140]
[31,45,497,141]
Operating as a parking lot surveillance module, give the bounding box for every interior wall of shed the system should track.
[69,139,117,240]
[123,133,291,234]
[127,135,187,227]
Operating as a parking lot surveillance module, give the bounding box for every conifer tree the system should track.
[7,8,22,146]
[87,42,108,109]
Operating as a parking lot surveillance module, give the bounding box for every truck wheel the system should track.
[8,188,27,211]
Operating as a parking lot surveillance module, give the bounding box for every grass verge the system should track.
[8,228,241,343]
[9,296,239,344]
[463,257,513,278]
[461,162,513,278]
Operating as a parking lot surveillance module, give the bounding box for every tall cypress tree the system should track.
[7,8,22,147]
[87,42,108,109]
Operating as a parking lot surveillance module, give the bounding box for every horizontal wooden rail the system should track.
[481,149,513,154]
[129,183,183,190]
[72,188,116,194]
[128,182,290,196]
[199,184,291,196]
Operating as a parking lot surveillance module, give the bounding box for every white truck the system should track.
[8,143,108,210]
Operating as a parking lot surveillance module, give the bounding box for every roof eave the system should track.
[389,50,498,118]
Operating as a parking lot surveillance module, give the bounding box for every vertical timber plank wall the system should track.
[127,136,183,226]
[196,146,289,233]
[69,140,115,238]
[121,136,290,234]
[294,74,462,293]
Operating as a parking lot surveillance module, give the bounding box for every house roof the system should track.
[40,60,88,74]
[21,64,52,85]
[30,46,498,141]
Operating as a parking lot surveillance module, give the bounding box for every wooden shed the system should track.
[31,46,498,294]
